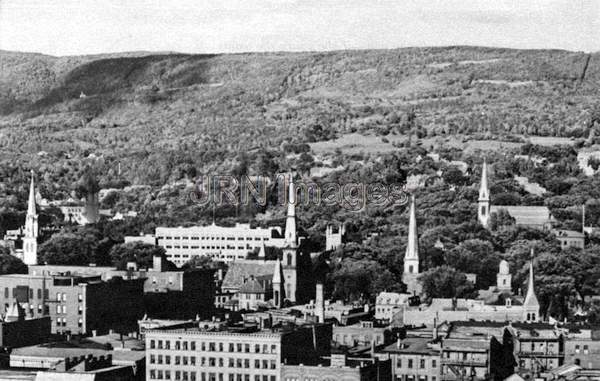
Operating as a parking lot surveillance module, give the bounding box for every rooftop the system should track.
[381,337,438,355]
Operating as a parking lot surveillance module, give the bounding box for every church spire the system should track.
[405,194,419,261]
[284,173,297,247]
[22,170,38,265]
[524,253,539,308]
[403,195,419,274]
[479,159,490,202]
[478,160,491,228]
[403,194,422,295]
[27,170,36,217]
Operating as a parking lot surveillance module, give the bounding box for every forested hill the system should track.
[3,47,600,318]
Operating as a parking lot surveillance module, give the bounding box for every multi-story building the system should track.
[375,292,411,322]
[154,223,286,265]
[439,321,565,381]
[145,322,332,381]
[0,272,144,335]
[513,322,565,375]
[379,337,441,381]
[565,327,600,369]
[29,256,216,320]
[0,302,51,348]
[333,321,391,348]
[282,353,392,381]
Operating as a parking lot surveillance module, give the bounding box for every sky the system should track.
[0,0,598,56]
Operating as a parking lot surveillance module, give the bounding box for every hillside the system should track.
[0,46,599,198]
[4,47,600,312]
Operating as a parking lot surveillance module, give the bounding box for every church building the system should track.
[221,174,312,308]
[478,160,553,230]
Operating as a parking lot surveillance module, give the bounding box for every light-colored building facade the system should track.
[154,223,286,266]
[376,292,411,322]
[379,337,441,381]
[145,322,332,381]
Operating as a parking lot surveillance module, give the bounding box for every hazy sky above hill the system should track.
[1,0,598,56]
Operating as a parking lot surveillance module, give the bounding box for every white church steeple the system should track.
[23,170,38,265]
[478,160,491,228]
[523,249,540,322]
[403,195,422,295]
[284,173,297,247]
[403,194,419,275]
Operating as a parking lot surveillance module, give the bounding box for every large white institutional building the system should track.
[126,175,298,267]
[154,224,287,266]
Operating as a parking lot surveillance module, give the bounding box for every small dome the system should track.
[499,260,510,275]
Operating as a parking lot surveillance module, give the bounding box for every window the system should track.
[432,359,437,368]
[408,359,413,368]
[420,358,425,368]
[150,340,155,349]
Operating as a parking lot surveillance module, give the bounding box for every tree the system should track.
[39,232,99,265]
[109,242,173,270]
[489,209,515,231]
[0,247,27,274]
[444,239,500,289]
[418,265,476,300]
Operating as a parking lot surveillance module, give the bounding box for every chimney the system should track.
[370,337,376,358]
[432,317,438,339]
[315,283,325,323]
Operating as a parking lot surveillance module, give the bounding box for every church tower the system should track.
[478,160,491,228]
[403,195,421,295]
[284,173,297,246]
[282,173,298,302]
[272,258,284,308]
[23,171,38,265]
[497,260,512,293]
[523,251,540,322]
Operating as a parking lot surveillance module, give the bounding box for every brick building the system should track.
[29,257,216,320]
[565,327,600,369]
[0,273,145,335]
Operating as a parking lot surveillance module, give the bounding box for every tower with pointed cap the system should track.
[523,250,540,322]
[284,173,297,247]
[272,258,283,308]
[282,173,299,302]
[478,160,491,228]
[23,171,38,265]
[403,195,422,295]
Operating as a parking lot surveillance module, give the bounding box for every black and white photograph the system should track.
[0,1,599,380]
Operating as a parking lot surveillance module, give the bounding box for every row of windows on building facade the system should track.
[149,370,277,381]
[2,288,83,302]
[149,340,278,354]
[396,358,437,369]
[160,237,270,241]
[150,355,277,369]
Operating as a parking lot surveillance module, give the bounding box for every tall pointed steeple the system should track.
[478,159,491,228]
[22,171,38,265]
[403,195,419,274]
[523,249,540,322]
[284,173,297,247]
